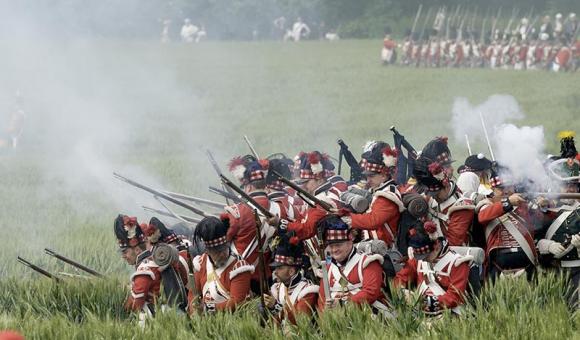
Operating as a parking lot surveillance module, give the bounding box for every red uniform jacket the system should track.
[427,187,475,246]
[477,200,538,263]
[394,251,470,309]
[270,274,319,325]
[350,181,403,246]
[383,38,396,50]
[125,252,162,312]
[225,191,281,280]
[192,253,254,312]
[268,190,304,222]
[317,250,385,311]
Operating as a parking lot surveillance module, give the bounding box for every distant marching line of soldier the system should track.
[381,6,579,72]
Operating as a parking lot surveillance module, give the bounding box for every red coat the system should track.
[477,200,538,262]
[191,253,253,312]
[350,182,403,246]
[394,251,470,309]
[270,276,319,325]
[383,38,396,49]
[268,190,304,222]
[427,189,475,246]
[317,250,385,311]
[225,191,281,279]
[555,47,571,67]
[125,254,162,312]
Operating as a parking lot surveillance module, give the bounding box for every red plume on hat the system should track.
[423,220,439,240]
[228,156,246,181]
[428,162,445,181]
[436,136,448,144]
[382,147,398,167]
[258,159,269,170]
[308,152,324,175]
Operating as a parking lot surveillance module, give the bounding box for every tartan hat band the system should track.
[325,229,350,242]
[273,254,302,266]
[360,159,387,174]
[204,236,228,247]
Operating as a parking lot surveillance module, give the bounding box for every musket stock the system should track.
[44,248,103,277]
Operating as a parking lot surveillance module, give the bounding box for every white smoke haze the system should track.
[451,95,524,145]
[493,124,550,191]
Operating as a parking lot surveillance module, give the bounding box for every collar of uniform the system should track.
[332,246,356,267]
[136,249,152,267]
[314,181,332,196]
[328,175,346,185]
[249,190,268,199]
[288,271,303,289]
[268,190,287,201]
[373,179,396,193]
[208,251,236,270]
[437,181,459,211]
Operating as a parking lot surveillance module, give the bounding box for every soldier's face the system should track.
[366,172,387,189]
[207,246,230,267]
[274,265,296,285]
[327,241,353,263]
[303,178,322,195]
[121,247,138,265]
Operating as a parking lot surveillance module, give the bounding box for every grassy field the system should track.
[0,39,579,339]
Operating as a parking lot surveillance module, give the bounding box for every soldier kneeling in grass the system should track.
[190,216,255,314]
[316,215,392,317]
[263,234,319,326]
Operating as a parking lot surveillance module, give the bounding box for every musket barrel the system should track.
[163,191,226,209]
[18,256,61,282]
[44,248,103,277]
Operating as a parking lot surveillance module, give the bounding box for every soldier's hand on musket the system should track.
[325,298,340,309]
[508,193,526,206]
[267,215,280,227]
[263,294,276,309]
[534,196,550,210]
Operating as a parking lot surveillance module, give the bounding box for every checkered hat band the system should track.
[326,229,350,241]
[267,180,285,191]
[427,184,443,192]
[436,153,450,163]
[164,233,178,243]
[413,245,432,254]
[248,170,265,182]
[204,236,227,247]
[360,159,386,173]
[274,254,301,266]
[300,169,317,180]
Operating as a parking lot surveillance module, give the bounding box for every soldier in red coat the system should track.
[394,223,471,315]
[114,215,161,324]
[265,157,305,222]
[477,166,540,281]
[191,216,254,314]
[413,155,475,247]
[264,234,319,326]
[224,158,283,292]
[316,215,391,317]
[344,141,403,247]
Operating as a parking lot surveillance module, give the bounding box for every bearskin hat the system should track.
[140,217,178,244]
[228,154,258,184]
[270,233,304,268]
[360,140,397,176]
[559,131,577,159]
[194,216,230,249]
[265,157,293,190]
[316,214,351,244]
[464,153,493,172]
[421,136,454,165]
[296,151,334,183]
[114,214,145,249]
[413,156,449,193]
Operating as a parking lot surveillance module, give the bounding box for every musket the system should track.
[206,150,237,205]
[480,11,488,44]
[418,7,433,43]
[253,210,269,320]
[44,248,103,277]
[465,134,472,155]
[411,4,423,38]
[219,175,274,218]
[208,185,241,203]
[17,256,61,282]
[525,16,540,39]
[337,139,364,183]
[527,193,580,200]
[243,135,260,159]
[450,5,462,28]
[389,126,418,158]
[163,190,226,210]
[113,172,212,218]
[490,7,502,40]
[271,170,334,212]
[143,205,201,224]
[478,112,495,161]
[503,8,519,39]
